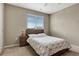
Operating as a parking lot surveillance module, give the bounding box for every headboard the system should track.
[25,29,44,41]
[26,29,44,34]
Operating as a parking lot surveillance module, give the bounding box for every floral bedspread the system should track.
[27,36,71,56]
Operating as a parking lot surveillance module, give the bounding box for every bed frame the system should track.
[26,29,69,56]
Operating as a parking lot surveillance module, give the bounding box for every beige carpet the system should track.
[1,46,79,56]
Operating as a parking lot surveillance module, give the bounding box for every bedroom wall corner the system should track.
[50,4,79,46]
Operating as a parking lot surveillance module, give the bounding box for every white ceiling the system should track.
[8,3,75,14]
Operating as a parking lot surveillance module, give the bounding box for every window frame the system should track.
[26,14,44,29]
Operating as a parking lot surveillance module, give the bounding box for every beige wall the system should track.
[50,4,79,46]
[4,4,50,46]
[0,3,4,53]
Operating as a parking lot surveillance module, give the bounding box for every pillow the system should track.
[38,33,47,37]
[29,34,39,38]
[29,33,47,38]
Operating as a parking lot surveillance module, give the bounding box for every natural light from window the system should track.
[27,14,44,29]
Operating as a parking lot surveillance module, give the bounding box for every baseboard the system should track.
[4,44,19,48]
[70,44,79,53]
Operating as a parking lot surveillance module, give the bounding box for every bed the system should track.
[26,29,71,56]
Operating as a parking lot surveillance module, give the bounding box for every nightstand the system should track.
[19,31,29,47]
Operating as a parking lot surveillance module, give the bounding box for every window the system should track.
[27,14,44,29]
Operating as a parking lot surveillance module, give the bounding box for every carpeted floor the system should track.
[1,45,79,56]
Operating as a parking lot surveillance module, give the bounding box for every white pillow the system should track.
[29,34,39,38]
[29,33,47,38]
[38,33,47,37]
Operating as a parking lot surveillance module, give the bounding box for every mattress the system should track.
[27,36,71,56]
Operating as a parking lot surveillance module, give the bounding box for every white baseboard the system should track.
[70,44,79,53]
[4,44,19,48]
